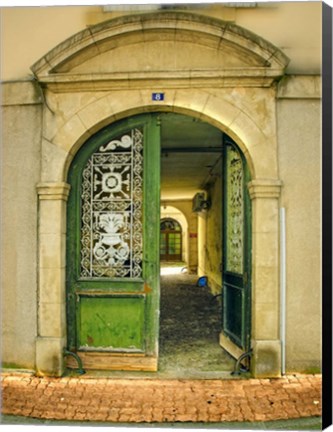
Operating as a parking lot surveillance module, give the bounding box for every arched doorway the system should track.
[159,113,252,374]
[34,11,286,376]
[64,111,252,374]
[160,218,182,262]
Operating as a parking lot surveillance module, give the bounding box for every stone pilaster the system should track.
[248,179,283,377]
[36,182,70,376]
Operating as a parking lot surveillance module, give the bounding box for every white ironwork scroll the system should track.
[226,145,244,274]
[80,128,143,278]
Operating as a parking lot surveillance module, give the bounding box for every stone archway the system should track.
[34,11,287,377]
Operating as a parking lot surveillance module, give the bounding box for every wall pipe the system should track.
[280,207,286,375]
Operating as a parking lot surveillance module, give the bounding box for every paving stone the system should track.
[1,373,322,423]
[93,412,108,421]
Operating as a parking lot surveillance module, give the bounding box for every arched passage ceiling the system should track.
[160,112,222,200]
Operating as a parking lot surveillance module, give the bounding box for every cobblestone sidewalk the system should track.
[1,373,322,424]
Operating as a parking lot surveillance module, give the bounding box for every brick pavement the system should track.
[1,373,321,423]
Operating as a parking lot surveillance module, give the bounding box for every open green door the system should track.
[66,114,160,371]
[220,135,252,361]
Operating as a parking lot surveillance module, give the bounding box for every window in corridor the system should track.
[160,218,182,261]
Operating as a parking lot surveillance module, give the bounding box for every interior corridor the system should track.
[158,265,235,378]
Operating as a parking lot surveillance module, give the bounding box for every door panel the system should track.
[221,136,251,355]
[223,283,243,346]
[78,295,145,351]
[66,114,160,370]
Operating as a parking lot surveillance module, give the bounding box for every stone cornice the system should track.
[248,179,283,200]
[277,75,321,100]
[36,69,282,92]
[37,182,71,201]
[1,81,43,106]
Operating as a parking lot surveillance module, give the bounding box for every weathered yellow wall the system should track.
[197,212,206,277]
[0,6,99,80]
[202,169,223,295]
[277,79,321,372]
[1,82,42,369]
[235,2,321,73]
[0,2,321,80]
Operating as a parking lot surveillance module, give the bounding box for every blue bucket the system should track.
[197,276,208,287]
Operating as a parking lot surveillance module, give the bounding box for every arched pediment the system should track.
[31,11,289,89]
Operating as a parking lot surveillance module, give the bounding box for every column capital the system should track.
[248,179,282,200]
[37,182,71,201]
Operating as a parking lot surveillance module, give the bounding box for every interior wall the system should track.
[201,166,223,296]
[197,212,206,277]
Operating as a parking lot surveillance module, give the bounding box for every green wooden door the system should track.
[66,114,160,371]
[221,136,252,355]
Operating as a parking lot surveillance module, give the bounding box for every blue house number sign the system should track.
[152,92,165,101]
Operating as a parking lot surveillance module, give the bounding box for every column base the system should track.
[36,336,66,377]
[251,339,281,378]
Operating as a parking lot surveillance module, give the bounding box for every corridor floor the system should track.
[158,271,235,378]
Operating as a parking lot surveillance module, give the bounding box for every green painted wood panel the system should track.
[222,136,252,352]
[78,296,145,351]
[66,114,161,363]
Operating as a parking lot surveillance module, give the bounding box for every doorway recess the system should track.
[159,112,234,377]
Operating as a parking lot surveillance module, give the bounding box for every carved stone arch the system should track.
[31,11,289,86]
[160,206,188,238]
[48,92,269,185]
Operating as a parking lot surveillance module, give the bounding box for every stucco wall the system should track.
[0,5,322,375]
[0,2,322,80]
[277,77,321,372]
[1,82,42,369]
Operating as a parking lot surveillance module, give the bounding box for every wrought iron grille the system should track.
[226,145,244,274]
[80,128,144,278]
